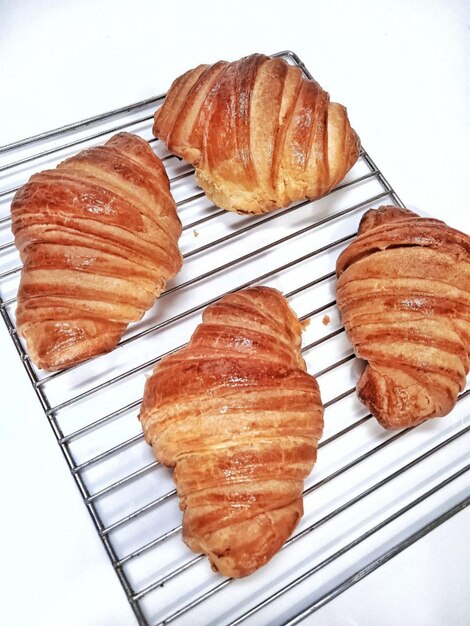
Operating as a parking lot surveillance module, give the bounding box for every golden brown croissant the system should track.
[153,53,360,214]
[11,132,182,371]
[139,286,324,577]
[336,206,470,429]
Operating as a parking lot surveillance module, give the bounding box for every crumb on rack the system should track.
[193,229,199,237]
[300,318,310,331]
[322,315,331,326]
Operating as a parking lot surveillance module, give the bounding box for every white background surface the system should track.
[1,1,469,625]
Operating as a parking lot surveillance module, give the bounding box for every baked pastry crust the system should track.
[140,286,324,577]
[153,53,360,214]
[336,205,470,428]
[11,132,182,371]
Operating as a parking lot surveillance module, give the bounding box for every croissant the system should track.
[153,53,360,214]
[336,206,470,429]
[11,132,182,371]
[139,286,324,577]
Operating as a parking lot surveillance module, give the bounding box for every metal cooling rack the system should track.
[1,51,469,626]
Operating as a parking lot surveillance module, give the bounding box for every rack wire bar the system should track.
[34,223,355,387]
[0,151,176,203]
[235,464,470,626]
[0,302,148,625]
[71,344,347,487]
[282,494,470,626]
[154,466,470,626]
[0,49,292,156]
[69,299,342,475]
[138,392,470,623]
[0,163,374,319]
[114,407,369,572]
[0,179,384,287]
[95,382,361,543]
[1,51,468,626]
[98,382,362,539]
[41,232,356,409]
[0,114,157,175]
[0,95,166,155]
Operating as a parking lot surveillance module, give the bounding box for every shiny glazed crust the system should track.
[139,286,324,577]
[336,205,470,428]
[11,132,182,371]
[153,53,360,214]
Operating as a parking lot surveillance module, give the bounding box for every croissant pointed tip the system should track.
[188,498,304,578]
[358,205,419,235]
[20,318,127,372]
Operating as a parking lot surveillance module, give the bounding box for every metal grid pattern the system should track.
[1,51,469,625]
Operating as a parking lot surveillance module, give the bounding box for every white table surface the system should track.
[1,1,469,624]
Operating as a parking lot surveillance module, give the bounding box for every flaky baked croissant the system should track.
[336,206,470,429]
[11,132,182,371]
[140,286,324,577]
[153,53,360,214]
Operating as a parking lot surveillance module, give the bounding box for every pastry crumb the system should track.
[300,318,310,331]
[322,315,331,326]
[193,229,199,237]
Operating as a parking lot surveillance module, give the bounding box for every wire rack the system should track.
[1,51,469,626]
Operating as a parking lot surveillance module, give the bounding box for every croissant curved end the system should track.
[357,364,452,429]
[188,499,304,578]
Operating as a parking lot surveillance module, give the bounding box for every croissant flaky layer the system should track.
[336,206,470,429]
[11,132,182,371]
[140,287,324,577]
[153,53,360,214]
